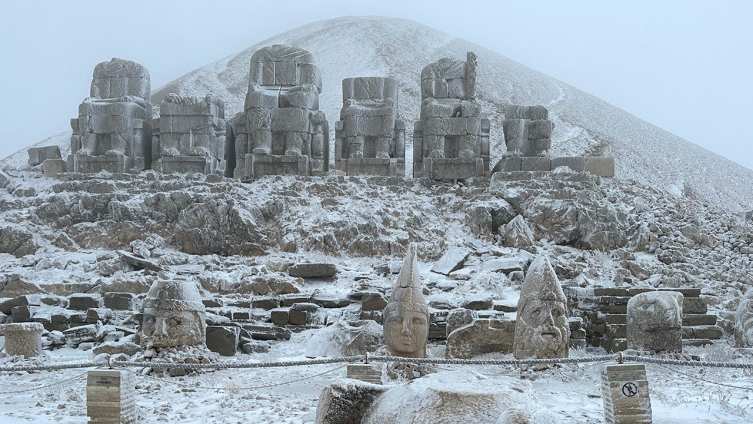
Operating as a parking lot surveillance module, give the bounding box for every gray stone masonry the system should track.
[503,105,553,157]
[1,322,44,358]
[288,263,337,278]
[601,363,652,424]
[68,293,103,310]
[69,58,152,174]
[566,287,720,352]
[42,159,67,177]
[87,369,136,424]
[346,363,385,384]
[154,94,226,175]
[413,52,490,180]
[103,292,135,311]
[445,318,515,359]
[28,146,61,166]
[230,45,329,180]
[493,156,614,177]
[206,325,239,356]
[335,77,405,176]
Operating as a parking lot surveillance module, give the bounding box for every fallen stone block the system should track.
[68,294,103,310]
[445,318,515,359]
[288,263,337,278]
[103,293,135,311]
[28,145,61,166]
[431,247,470,275]
[584,157,615,177]
[206,326,239,356]
[42,159,67,177]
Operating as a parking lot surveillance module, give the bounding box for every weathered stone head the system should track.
[90,58,151,101]
[383,244,430,358]
[627,291,683,352]
[514,256,570,359]
[140,279,207,349]
[736,289,753,347]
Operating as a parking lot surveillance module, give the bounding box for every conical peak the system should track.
[519,256,566,305]
[387,244,428,314]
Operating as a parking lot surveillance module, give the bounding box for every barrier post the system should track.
[87,369,136,423]
[601,363,652,423]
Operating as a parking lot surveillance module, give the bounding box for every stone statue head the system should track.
[140,279,207,349]
[90,58,150,101]
[736,289,753,347]
[383,244,430,358]
[514,256,570,359]
[627,291,683,352]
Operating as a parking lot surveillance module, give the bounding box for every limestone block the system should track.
[87,369,136,424]
[462,295,493,310]
[1,322,44,358]
[103,293,135,311]
[12,305,36,322]
[506,105,548,120]
[503,215,535,248]
[63,324,99,346]
[299,64,322,92]
[424,157,485,180]
[252,297,280,310]
[316,379,388,424]
[90,58,150,101]
[528,120,553,139]
[465,52,477,99]
[551,156,586,172]
[585,157,615,177]
[735,289,753,347]
[627,291,683,352]
[424,117,465,136]
[521,156,551,171]
[271,308,290,325]
[347,363,385,385]
[206,325,239,356]
[601,364,652,424]
[354,77,384,100]
[361,293,388,311]
[245,91,279,109]
[271,108,309,133]
[92,341,140,356]
[445,318,515,359]
[347,158,405,177]
[68,293,103,310]
[431,247,470,275]
[420,101,456,119]
[0,168,10,188]
[42,159,67,177]
[261,61,275,85]
[28,145,62,166]
[493,157,521,173]
[280,90,319,109]
[288,263,337,278]
[79,100,147,118]
[447,78,465,98]
[1,295,41,315]
[289,308,307,325]
[275,61,298,86]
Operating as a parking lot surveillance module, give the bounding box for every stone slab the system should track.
[423,157,485,181]
[431,247,470,275]
[346,158,404,177]
[288,263,337,278]
[248,153,310,179]
[585,157,615,177]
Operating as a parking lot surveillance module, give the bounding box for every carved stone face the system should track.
[383,304,429,358]
[627,291,682,352]
[141,309,206,348]
[515,299,569,359]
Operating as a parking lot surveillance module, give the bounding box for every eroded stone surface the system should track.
[140,279,207,349]
[514,256,570,359]
[1,322,44,358]
[445,318,515,359]
[382,243,430,358]
[627,291,683,352]
[735,289,753,347]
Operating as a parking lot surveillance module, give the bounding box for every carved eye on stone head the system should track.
[412,317,426,326]
[166,317,182,327]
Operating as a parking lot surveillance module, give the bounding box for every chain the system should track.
[366,354,619,365]
[110,355,363,371]
[624,355,753,369]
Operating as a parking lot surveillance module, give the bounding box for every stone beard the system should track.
[514,298,569,359]
[383,303,429,358]
[140,308,206,349]
[735,291,753,347]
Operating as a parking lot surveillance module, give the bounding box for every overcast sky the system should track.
[1,0,751,170]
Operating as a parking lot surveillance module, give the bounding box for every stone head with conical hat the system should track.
[383,244,430,358]
[140,279,207,349]
[514,255,570,359]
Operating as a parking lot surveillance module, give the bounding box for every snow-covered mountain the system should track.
[4,15,752,211]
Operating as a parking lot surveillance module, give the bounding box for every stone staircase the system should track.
[566,287,722,352]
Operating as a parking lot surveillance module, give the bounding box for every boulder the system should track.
[0,294,41,315]
[0,225,40,258]
[118,250,161,272]
[445,318,516,359]
[502,215,534,248]
[103,292,135,311]
[63,324,99,347]
[0,169,10,188]
[462,295,493,310]
[68,294,103,310]
[206,326,239,356]
[28,145,61,166]
[316,379,389,424]
[446,308,474,336]
[306,319,383,357]
[361,293,388,311]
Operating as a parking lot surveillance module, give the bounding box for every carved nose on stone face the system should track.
[401,318,411,335]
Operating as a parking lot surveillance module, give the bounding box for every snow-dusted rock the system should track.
[305,319,383,358]
[431,246,470,275]
[1,322,44,358]
[627,291,683,352]
[503,215,534,248]
[316,379,388,424]
[445,318,515,359]
[0,225,40,258]
[735,289,753,347]
[92,341,140,356]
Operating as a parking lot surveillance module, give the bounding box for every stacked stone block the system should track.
[566,287,722,352]
[413,52,490,180]
[86,369,136,423]
[230,45,329,180]
[153,94,226,175]
[334,77,405,176]
[601,363,652,423]
[503,105,553,157]
[69,58,153,174]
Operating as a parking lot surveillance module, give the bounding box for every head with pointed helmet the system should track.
[383,244,430,358]
[514,255,570,359]
[140,279,207,349]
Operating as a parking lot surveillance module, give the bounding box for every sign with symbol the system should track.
[621,382,638,397]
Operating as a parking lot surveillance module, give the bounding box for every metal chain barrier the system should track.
[110,355,363,371]
[0,361,107,372]
[623,355,753,369]
[366,354,618,365]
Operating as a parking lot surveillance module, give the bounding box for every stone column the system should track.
[1,322,44,358]
[601,363,652,424]
[86,369,136,423]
